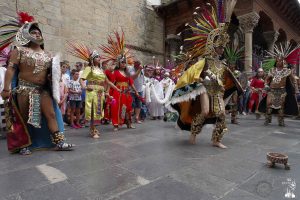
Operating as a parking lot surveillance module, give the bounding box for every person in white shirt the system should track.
[127,61,144,123]
[61,61,70,87]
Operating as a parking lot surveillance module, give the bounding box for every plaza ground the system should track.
[0,115,299,200]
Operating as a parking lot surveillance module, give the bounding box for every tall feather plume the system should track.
[65,41,92,62]
[185,3,218,59]
[52,53,61,103]
[173,63,185,78]
[100,30,134,65]
[184,0,236,60]
[216,0,225,23]
[0,12,35,51]
[18,12,35,24]
[225,0,237,23]
[266,42,300,66]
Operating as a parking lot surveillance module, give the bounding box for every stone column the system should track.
[166,34,181,62]
[263,31,279,52]
[238,12,260,73]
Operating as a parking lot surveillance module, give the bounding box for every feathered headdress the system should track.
[146,59,162,71]
[263,42,300,71]
[165,60,177,70]
[0,12,35,51]
[66,41,100,64]
[100,31,134,65]
[184,0,237,59]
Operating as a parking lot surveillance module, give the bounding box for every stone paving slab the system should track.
[0,168,48,197]
[48,153,116,178]
[0,152,63,175]
[116,177,214,200]
[169,167,237,199]
[8,181,88,200]
[68,166,141,200]
[191,155,263,184]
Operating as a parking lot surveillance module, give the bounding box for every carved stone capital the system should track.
[263,31,280,51]
[263,31,280,44]
[237,12,260,33]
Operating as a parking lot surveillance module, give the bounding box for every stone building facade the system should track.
[0,0,164,65]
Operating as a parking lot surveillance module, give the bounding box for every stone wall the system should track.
[0,0,164,66]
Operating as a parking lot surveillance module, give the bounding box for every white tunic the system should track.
[148,78,164,117]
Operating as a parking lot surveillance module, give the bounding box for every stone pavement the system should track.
[0,115,299,200]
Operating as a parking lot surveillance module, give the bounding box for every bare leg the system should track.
[135,108,141,122]
[126,112,135,129]
[41,93,59,133]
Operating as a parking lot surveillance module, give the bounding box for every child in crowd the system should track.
[68,70,83,129]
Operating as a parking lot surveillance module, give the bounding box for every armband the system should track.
[8,62,19,69]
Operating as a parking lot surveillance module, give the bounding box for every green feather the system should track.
[262,58,276,72]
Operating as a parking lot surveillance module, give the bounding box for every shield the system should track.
[223,68,243,99]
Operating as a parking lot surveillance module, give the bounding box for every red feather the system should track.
[18,12,35,24]
[0,43,10,52]
[286,48,300,65]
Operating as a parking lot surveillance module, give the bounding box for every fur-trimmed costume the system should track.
[169,0,241,144]
[171,58,242,142]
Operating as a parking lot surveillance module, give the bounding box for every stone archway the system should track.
[251,11,272,71]
[258,11,279,52]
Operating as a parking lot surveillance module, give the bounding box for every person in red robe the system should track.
[111,55,140,131]
[103,62,115,123]
[249,68,266,118]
